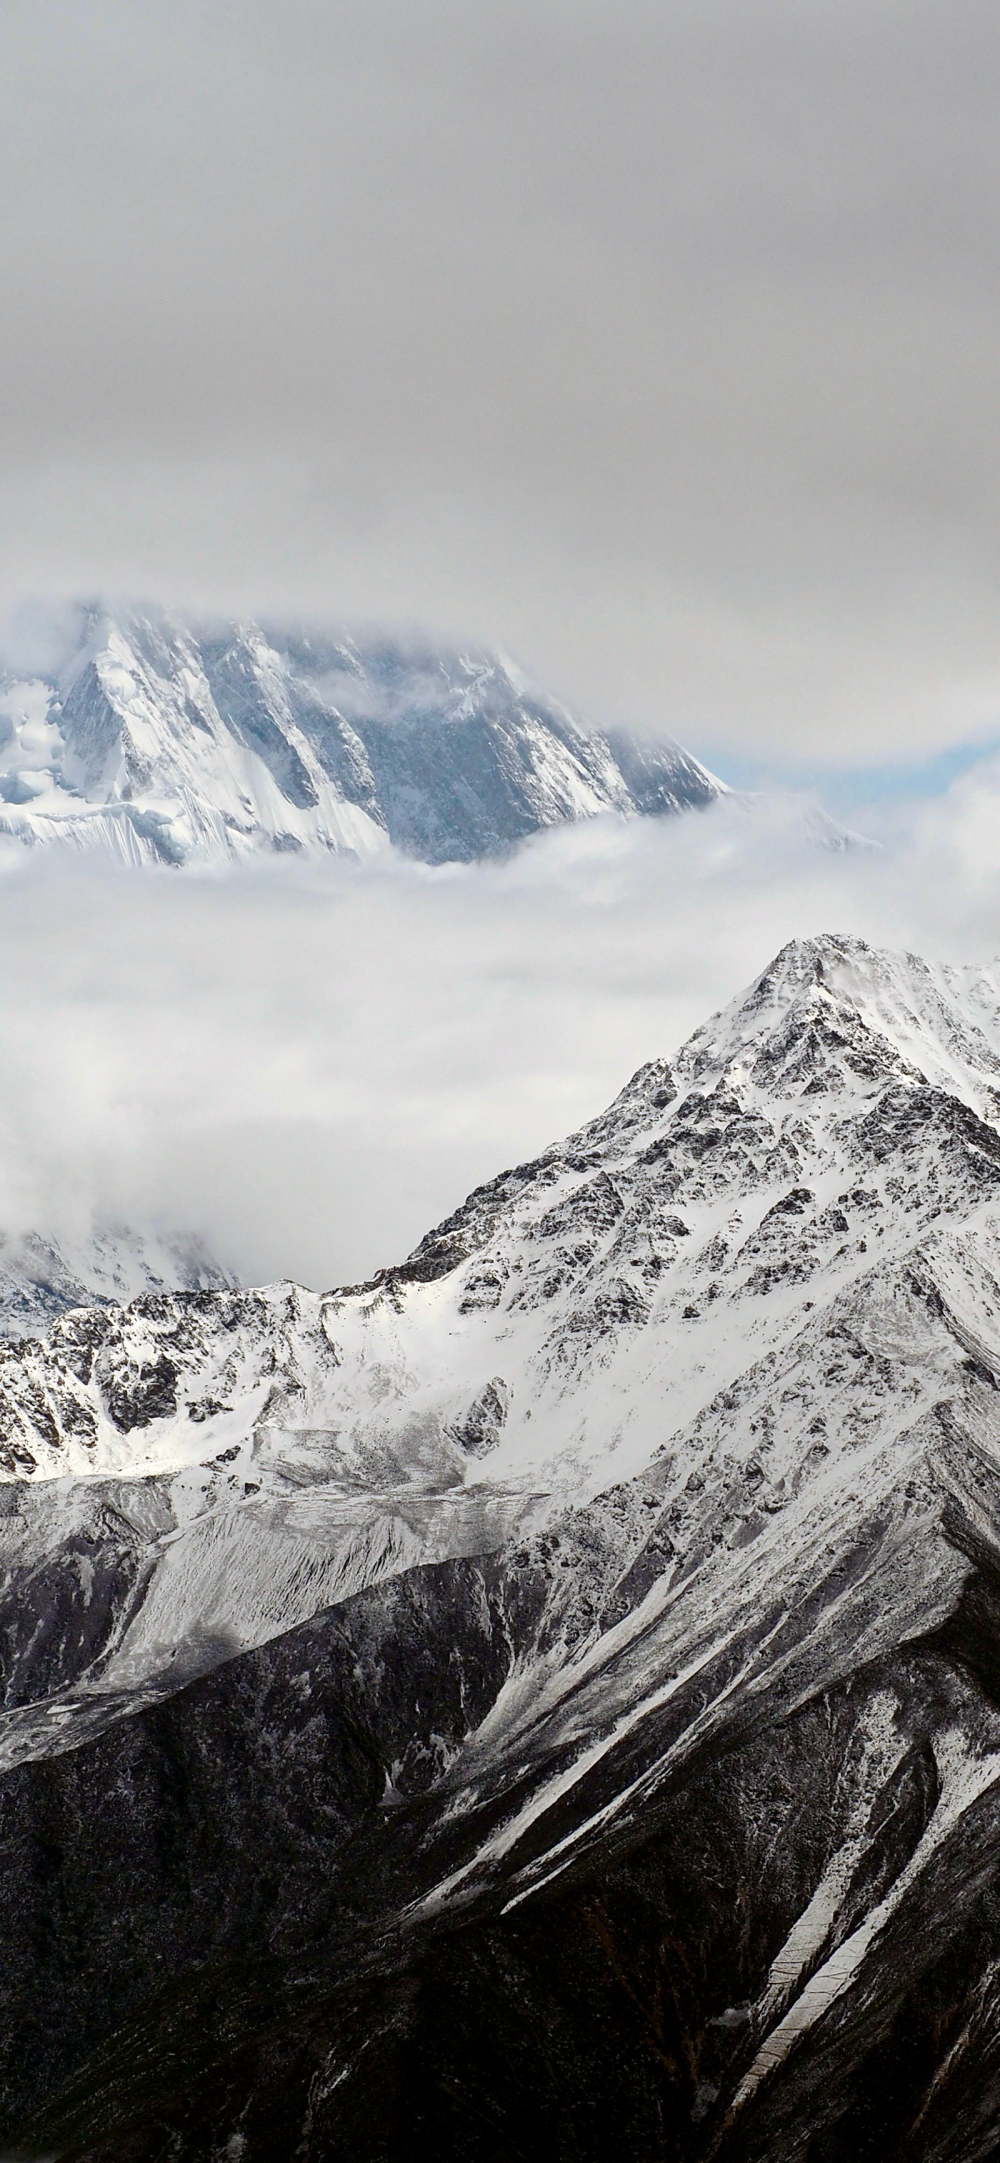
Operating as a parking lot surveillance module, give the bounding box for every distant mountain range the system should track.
[6,934,1000,2156]
[0,605,725,867]
[0,1221,235,1343]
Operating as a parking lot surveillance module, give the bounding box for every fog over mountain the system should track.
[0,726,1000,1295]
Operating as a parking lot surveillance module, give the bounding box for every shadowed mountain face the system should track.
[10,935,1000,2156]
[0,607,724,866]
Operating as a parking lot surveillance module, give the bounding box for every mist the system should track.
[1,766,999,1291]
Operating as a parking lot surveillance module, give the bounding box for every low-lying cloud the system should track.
[2,769,1000,1291]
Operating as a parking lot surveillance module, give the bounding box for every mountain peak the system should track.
[677,932,1000,1123]
[8,934,1000,2153]
[0,601,725,867]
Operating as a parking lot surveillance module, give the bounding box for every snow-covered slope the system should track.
[0,605,724,867]
[0,1221,235,1343]
[10,934,1000,2159]
[4,932,1000,1720]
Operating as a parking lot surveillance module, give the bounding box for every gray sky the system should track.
[1,0,999,765]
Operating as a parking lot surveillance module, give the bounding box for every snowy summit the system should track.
[0,604,724,868]
[6,933,1000,2158]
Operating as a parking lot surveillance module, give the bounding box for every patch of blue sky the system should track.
[701,735,1000,817]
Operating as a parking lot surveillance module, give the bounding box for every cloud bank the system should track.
[3,767,1000,1291]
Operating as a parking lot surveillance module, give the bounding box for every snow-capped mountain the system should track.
[7,934,1000,2157]
[0,604,724,867]
[0,1220,235,1342]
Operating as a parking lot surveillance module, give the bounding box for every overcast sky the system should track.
[1,0,998,767]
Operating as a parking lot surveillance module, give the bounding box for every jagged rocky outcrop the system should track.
[10,935,1000,2155]
[0,606,724,866]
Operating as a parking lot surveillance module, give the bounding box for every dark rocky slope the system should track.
[8,1487,1000,2163]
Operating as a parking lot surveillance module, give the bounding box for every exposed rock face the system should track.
[0,607,724,867]
[10,934,1000,2155]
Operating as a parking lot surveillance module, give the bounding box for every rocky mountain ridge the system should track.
[6,934,1000,2156]
[0,605,725,867]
